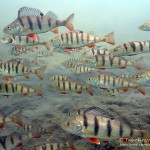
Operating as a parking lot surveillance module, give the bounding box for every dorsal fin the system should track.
[83,107,114,120]
[45,11,58,19]
[18,7,44,17]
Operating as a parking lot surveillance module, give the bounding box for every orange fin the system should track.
[134,87,145,95]
[88,43,96,48]
[16,143,23,147]
[61,92,67,94]
[65,13,74,31]
[87,138,100,145]
[0,124,4,128]
[31,135,41,139]
[100,68,107,70]
[27,34,38,40]
[51,28,59,34]
[122,88,128,92]
[120,66,126,69]
[12,110,24,127]
[76,91,82,94]
[24,74,30,79]
[104,32,115,45]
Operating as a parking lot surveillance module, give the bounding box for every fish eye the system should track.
[136,75,139,79]
[88,78,91,80]
[7,26,11,29]
[8,38,13,43]
[67,122,70,126]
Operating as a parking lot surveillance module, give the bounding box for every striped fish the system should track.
[81,55,143,70]
[81,47,110,58]
[29,141,75,150]
[66,63,100,74]
[0,110,23,129]
[48,75,69,83]
[110,41,150,56]
[61,113,150,143]
[49,80,93,96]
[0,83,43,97]
[50,31,115,49]
[0,61,46,80]
[3,12,74,36]
[36,50,51,57]
[22,123,51,138]
[85,74,145,95]
[0,133,24,150]
[1,34,49,50]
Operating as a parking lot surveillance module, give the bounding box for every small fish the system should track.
[100,88,129,96]
[110,41,150,56]
[81,55,143,70]
[48,75,69,83]
[0,61,46,80]
[50,31,115,50]
[0,132,24,150]
[1,34,50,50]
[49,80,93,96]
[0,83,43,97]
[3,7,74,35]
[81,47,110,58]
[29,141,75,150]
[36,50,51,57]
[139,20,150,31]
[61,112,150,145]
[85,74,145,95]
[66,63,100,74]
[22,123,51,138]
[0,110,23,128]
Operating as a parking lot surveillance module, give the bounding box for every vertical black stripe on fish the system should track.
[11,84,15,93]
[75,83,78,90]
[108,75,110,85]
[5,84,8,93]
[50,144,54,150]
[15,64,18,74]
[57,143,60,148]
[139,42,143,52]
[83,114,88,129]
[27,16,33,31]
[10,135,14,145]
[63,80,65,91]
[109,56,113,67]
[66,33,69,44]
[13,35,15,41]
[130,42,136,52]
[8,62,10,74]
[92,48,95,55]
[0,136,6,149]
[87,34,89,43]
[81,34,84,44]
[119,123,123,137]
[61,34,64,41]
[19,35,21,43]
[113,77,116,87]
[22,66,25,73]
[97,49,100,55]
[94,36,97,42]
[36,16,42,30]
[123,43,128,51]
[118,57,121,66]
[94,116,99,136]
[48,18,51,28]
[56,20,59,26]
[95,55,98,63]
[130,128,134,137]
[76,33,79,44]
[26,36,29,43]
[15,84,18,91]
[21,85,24,93]
[104,74,106,85]
[18,17,24,28]
[4,63,6,71]
[102,55,105,66]
[42,144,46,150]
[70,32,73,44]
[107,120,112,137]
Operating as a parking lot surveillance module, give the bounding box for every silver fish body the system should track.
[3,13,74,35]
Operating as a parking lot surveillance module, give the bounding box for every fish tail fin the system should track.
[12,110,24,127]
[65,13,74,31]
[133,56,143,70]
[34,65,47,80]
[86,85,93,96]
[104,32,115,45]
[35,84,43,97]
[134,86,146,95]
[32,57,38,65]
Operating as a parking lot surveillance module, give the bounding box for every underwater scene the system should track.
[0,0,150,150]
